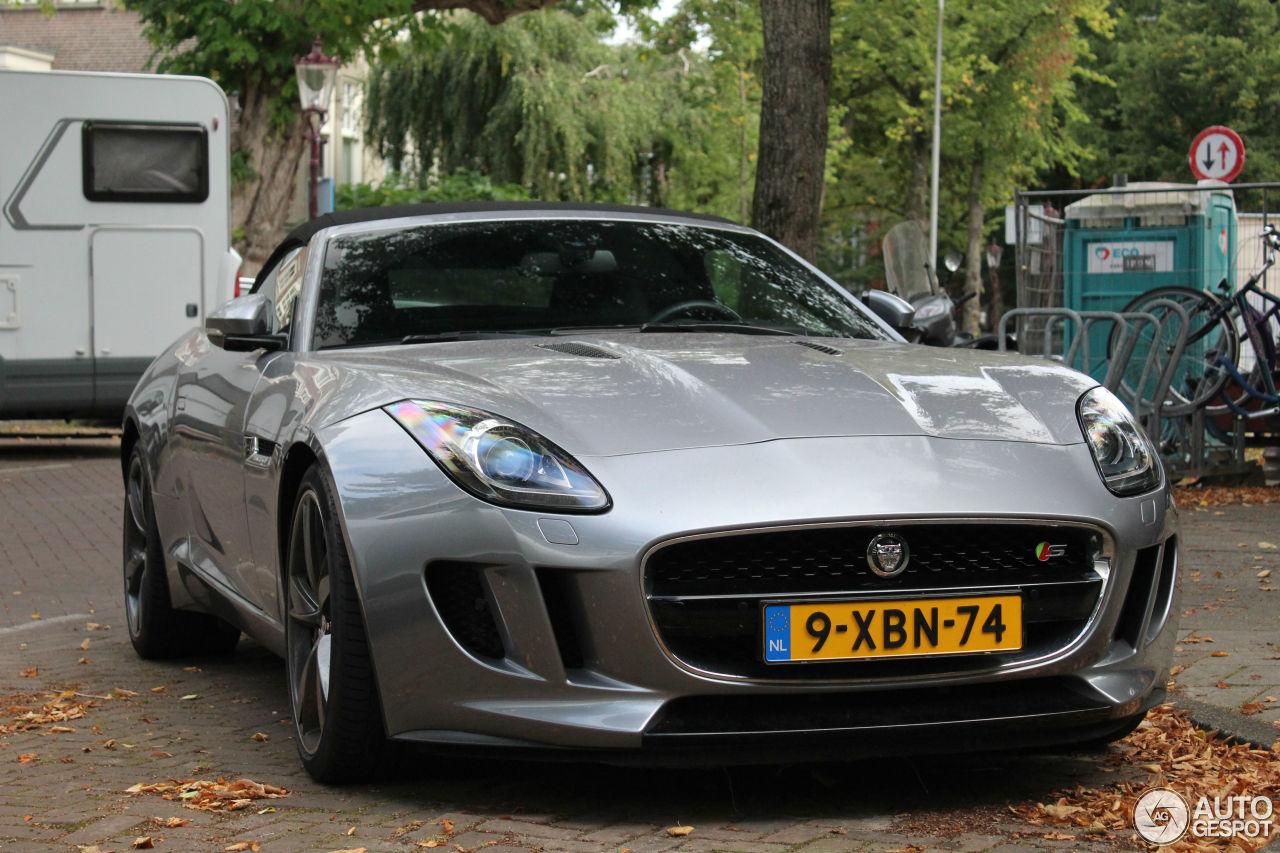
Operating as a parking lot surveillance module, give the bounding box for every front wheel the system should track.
[285,466,384,783]
[1112,286,1238,416]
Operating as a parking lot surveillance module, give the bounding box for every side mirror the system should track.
[864,290,917,336]
[205,294,285,352]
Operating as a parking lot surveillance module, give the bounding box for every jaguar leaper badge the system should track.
[866,532,909,578]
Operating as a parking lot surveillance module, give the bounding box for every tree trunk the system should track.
[905,130,930,230]
[231,78,309,272]
[962,159,984,336]
[750,0,831,263]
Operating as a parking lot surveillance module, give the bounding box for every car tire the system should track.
[123,444,240,659]
[285,466,385,784]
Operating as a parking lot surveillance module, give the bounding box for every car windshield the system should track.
[311,218,890,350]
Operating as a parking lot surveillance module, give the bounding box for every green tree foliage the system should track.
[335,170,529,209]
[640,0,763,221]
[366,9,667,203]
[823,0,1109,311]
[1077,0,1280,187]
[363,2,764,220]
[123,0,560,267]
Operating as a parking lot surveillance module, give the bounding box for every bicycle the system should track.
[1111,225,1280,418]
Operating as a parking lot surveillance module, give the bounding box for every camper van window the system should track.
[82,122,209,203]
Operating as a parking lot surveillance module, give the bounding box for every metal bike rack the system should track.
[997,305,1185,429]
[994,303,1262,480]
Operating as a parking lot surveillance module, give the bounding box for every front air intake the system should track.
[425,562,505,660]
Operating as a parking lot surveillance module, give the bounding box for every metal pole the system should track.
[307,110,320,220]
[929,0,943,272]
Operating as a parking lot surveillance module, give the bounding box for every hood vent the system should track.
[792,340,843,356]
[536,341,621,360]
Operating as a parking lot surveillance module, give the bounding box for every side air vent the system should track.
[792,340,843,356]
[425,561,505,660]
[536,342,621,359]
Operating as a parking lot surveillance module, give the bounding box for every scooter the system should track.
[880,222,1003,349]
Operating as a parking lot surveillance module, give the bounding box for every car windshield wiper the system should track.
[400,330,545,345]
[638,321,804,336]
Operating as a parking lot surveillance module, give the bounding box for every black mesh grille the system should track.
[647,524,1100,597]
[644,523,1105,680]
[426,562,505,660]
[792,340,844,356]
[536,341,621,359]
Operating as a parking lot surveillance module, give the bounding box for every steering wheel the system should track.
[648,300,743,324]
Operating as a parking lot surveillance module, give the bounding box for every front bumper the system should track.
[319,410,1179,757]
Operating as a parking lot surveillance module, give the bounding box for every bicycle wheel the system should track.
[1111,286,1238,416]
[1221,301,1280,408]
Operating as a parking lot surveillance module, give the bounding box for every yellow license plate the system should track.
[763,595,1021,662]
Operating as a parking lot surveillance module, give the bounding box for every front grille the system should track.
[644,523,1106,680]
[648,524,1101,597]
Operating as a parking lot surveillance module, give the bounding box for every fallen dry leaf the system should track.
[17,753,38,765]
[1210,651,1231,657]
[150,687,166,694]
[126,778,289,813]
[666,825,694,837]
[179,694,200,701]
[1215,680,1231,689]
[439,819,454,835]
[250,732,268,742]
[79,638,91,651]
[324,848,366,853]
[87,622,109,631]
[131,838,157,850]
[1259,570,1273,578]
[1010,704,1280,853]
[224,843,261,852]
[1259,542,1277,549]
[19,668,37,677]
[48,725,75,733]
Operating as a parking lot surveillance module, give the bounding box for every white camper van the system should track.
[0,68,240,420]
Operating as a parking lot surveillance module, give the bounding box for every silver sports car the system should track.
[122,203,1178,783]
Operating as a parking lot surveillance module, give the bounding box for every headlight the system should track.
[1076,387,1161,496]
[914,299,949,320]
[385,400,611,512]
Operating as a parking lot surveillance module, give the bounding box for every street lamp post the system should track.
[295,37,340,221]
[928,0,943,275]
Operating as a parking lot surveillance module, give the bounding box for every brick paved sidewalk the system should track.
[1,438,1276,853]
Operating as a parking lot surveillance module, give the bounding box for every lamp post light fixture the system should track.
[295,36,340,220]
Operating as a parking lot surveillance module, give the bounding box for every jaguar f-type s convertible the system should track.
[121,203,1178,782]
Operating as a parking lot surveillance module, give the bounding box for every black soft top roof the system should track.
[254,201,738,289]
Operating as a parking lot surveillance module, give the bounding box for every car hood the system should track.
[303,333,1096,457]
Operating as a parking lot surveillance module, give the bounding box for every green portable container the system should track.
[1062,181,1236,378]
